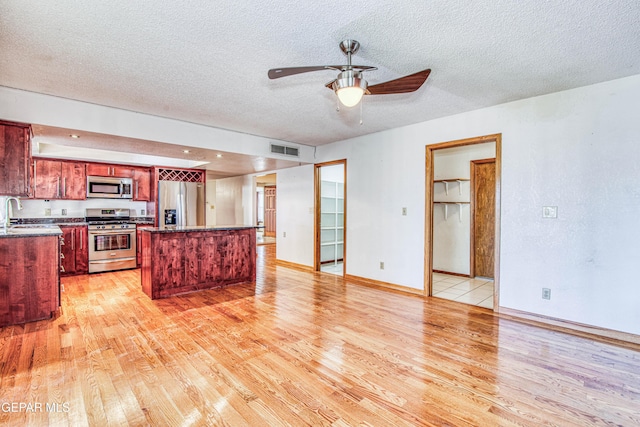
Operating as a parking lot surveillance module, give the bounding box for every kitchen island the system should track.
[0,225,62,327]
[140,226,256,299]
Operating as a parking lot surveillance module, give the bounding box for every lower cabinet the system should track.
[60,225,88,276]
[0,235,59,327]
[141,228,256,299]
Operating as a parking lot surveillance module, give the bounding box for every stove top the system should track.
[85,208,132,224]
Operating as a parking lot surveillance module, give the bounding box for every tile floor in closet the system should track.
[432,272,494,309]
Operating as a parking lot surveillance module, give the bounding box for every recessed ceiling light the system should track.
[183,150,190,154]
[216,154,223,158]
[69,134,80,138]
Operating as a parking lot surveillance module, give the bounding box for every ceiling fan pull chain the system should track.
[336,97,341,112]
[360,99,364,125]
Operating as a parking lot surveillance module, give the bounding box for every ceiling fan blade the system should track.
[269,66,334,79]
[269,65,377,79]
[366,69,431,95]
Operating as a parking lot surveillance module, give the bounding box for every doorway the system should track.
[315,160,346,276]
[256,174,277,245]
[425,134,501,310]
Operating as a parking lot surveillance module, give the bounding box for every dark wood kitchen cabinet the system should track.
[132,166,152,201]
[86,162,133,178]
[141,227,256,299]
[60,225,89,276]
[0,120,31,197]
[0,235,60,327]
[33,158,86,200]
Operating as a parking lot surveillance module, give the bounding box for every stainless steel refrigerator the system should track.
[158,181,205,229]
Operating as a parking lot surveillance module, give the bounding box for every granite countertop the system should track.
[142,225,257,233]
[0,225,63,238]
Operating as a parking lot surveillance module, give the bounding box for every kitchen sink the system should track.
[9,224,57,229]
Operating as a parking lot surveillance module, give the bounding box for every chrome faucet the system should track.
[3,197,23,228]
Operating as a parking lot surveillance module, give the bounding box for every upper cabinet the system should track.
[86,163,133,178]
[33,158,86,200]
[132,167,152,201]
[0,121,31,197]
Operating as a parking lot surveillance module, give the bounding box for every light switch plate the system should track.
[542,206,558,218]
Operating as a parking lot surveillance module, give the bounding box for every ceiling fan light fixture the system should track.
[333,70,368,107]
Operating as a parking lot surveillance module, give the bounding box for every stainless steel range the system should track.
[85,208,137,273]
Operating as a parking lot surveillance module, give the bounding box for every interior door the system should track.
[471,159,496,278]
[264,186,276,237]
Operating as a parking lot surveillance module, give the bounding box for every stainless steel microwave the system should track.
[86,176,133,199]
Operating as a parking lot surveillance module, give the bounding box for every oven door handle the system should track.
[90,258,136,264]
[89,229,136,235]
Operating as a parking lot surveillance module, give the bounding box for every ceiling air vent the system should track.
[270,143,299,157]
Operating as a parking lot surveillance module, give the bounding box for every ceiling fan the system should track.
[268,40,431,108]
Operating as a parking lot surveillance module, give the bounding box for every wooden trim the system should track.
[345,274,425,297]
[494,136,502,311]
[314,160,347,276]
[275,259,315,273]
[432,270,472,278]
[425,134,502,308]
[498,307,640,350]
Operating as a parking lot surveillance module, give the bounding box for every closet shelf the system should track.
[434,178,470,195]
[434,202,468,221]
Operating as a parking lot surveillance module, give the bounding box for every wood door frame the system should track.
[425,134,502,311]
[470,158,496,279]
[314,160,347,275]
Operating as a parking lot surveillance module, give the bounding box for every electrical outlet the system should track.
[402,207,407,216]
[380,261,384,270]
[141,209,146,216]
[44,208,51,216]
[283,231,286,238]
[542,206,557,218]
[61,209,67,216]
[542,288,551,300]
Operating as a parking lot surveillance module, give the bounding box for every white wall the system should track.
[205,179,216,226]
[433,143,496,275]
[0,86,316,164]
[275,165,315,267]
[213,176,254,226]
[306,74,640,335]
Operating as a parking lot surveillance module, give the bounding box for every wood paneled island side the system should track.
[140,226,256,299]
[0,227,62,327]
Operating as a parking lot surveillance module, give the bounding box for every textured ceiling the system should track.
[1,1,639,170]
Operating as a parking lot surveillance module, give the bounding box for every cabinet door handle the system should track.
[57,177,61,198]
[71,229,75,250]
[135,181,139,199]
[62,177,67,197]
[79,230,83,250]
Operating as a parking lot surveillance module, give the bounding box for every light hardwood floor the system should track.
[1,245,639,426]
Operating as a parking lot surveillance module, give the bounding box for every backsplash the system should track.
[0,196,148,220]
